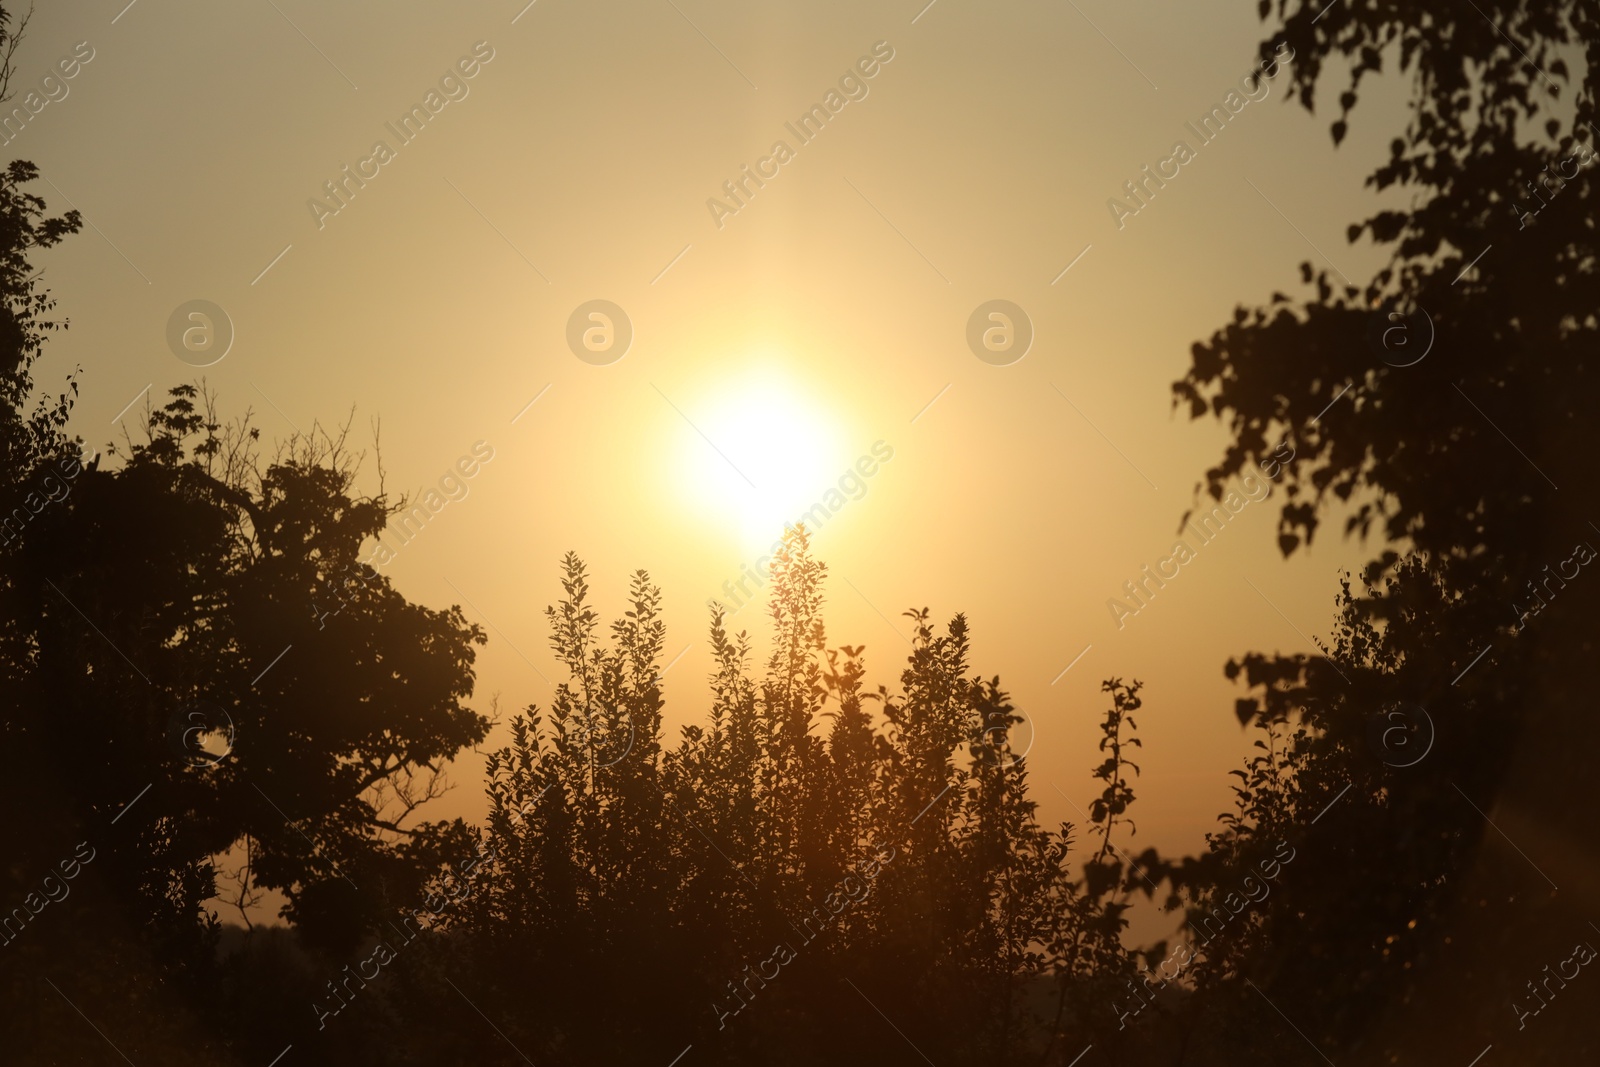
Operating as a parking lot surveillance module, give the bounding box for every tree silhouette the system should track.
[1166,1,1598,1060]
[447,531,1161,1066]
[0,155,496,1060]
[10,392,491,948]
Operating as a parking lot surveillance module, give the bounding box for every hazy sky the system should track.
[19,0,1409,927]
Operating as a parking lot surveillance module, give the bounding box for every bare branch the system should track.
[0,5,34,107]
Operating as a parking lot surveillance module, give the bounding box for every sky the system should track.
[16,0,1409,929]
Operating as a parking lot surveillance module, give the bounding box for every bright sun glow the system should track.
[675,366,850,546]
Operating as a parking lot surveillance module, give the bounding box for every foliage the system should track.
[1165,2,1598,1060]
[456,530,1152,1064]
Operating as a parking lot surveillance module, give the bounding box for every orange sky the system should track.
[19,0,1410,932]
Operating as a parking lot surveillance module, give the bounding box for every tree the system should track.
[463,533,1154,1066]
[15,391,491,941]
[0,154,491,1052]
[1169,2,1598,1058]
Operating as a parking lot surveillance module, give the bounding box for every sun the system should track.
[674,365,849,546]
